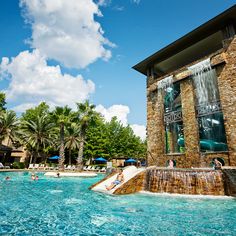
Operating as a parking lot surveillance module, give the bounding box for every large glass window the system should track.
[163,82,185,154]
[190,61,228,152]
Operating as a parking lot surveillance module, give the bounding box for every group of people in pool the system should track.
[3,174,40,181]
[31,174,39,180]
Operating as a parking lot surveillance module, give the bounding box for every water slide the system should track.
[91,166,144,194]
[178,137,227,151]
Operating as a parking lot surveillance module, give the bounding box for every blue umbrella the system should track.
[95,157,107,162]
[48,155,60,160]
[125,158,137,163]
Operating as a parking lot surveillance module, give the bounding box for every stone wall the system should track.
[217,37,236,166]
[111,168,236,196]
[145,168,225,195]
[146,35,236,168]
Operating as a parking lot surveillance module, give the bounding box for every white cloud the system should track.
[95,104,146,140]
[96,104,130,126]
[130,124,146,141]
[0,50,95,112]
[20,0,114,69]
[97,0,111,6]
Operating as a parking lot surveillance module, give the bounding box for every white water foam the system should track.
[91,215,117,227]
[47,190,63,194]
[64,198,85,205]
[139,191,234,199]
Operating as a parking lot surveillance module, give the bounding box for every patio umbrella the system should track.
[48,155,60,160]
[95,157,107,162]
[125,158,137,163]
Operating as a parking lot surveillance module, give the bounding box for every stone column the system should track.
[147,78,165,166]
[180,79,200,168]
[217,36,236,166]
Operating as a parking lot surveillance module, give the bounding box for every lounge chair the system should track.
[83,166,88,171]
[86,166,92,171]
[34,164,39,170]
[90,166,97,171]
[38,164,45,170]
[65,165,71,170]
[28,164,34,169]
[100,167,106,172]
[0,162,9,169]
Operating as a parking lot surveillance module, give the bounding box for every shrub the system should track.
[12,162,25,169]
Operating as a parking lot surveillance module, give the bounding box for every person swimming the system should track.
[106,169,124,190]
[31,174,36,180]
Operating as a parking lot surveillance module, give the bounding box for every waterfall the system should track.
[157,75,173,91]
[145,168,225,195]
[188,58,219,105]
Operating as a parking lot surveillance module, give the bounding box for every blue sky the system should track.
[0,0,235,139]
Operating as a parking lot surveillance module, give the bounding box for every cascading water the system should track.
[188,58,228,149]
[157,75,173,91]
[188,58,219,105]
[145,168,225,195]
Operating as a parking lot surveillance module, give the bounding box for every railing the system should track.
[164,110,182,124]
[196,100,222,117]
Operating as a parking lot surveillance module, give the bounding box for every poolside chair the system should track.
[95,166,101,172]
[28,164,34,169]
[83,166,88,171]
[38,164,45,170]
[90,166,97,172]
[100,167,106,172]
[34,164,39,170]
[65,165,71,170]
[86,166,92,171]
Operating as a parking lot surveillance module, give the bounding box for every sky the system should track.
[0,0,235,140]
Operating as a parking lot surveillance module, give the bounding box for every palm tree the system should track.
[65,122,81,165]
[52,106,72,170]
[0,110,19,145]
[76,100,96,171]
[21,114,56,164]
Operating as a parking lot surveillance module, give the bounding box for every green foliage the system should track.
[0,97,147,165]
[0,92,6,111]
[20,114,56,163]
[0,110,20,144]
[12,162,25,169]
[84,116,147,161]
[21,102,50,122]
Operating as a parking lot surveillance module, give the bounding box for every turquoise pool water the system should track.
[0,172,236,236]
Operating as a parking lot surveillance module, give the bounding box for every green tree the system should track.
[76,100,96,171]
[20,114,56,164]
[65,122,80,165]
[21,102,50,122]
[84,116,109,162]
[0,110,19,145]
[0,92,6,111]
[52,106,72,170]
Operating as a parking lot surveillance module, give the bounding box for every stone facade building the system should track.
[133,5,236,168]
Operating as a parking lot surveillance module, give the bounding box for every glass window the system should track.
[193,67,228,152]
[163,82,185,154]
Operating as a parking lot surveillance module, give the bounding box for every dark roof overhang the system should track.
[133,4,236,76]
[0,144,12,152]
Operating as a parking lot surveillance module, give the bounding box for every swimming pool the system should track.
[0,172,236,235]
